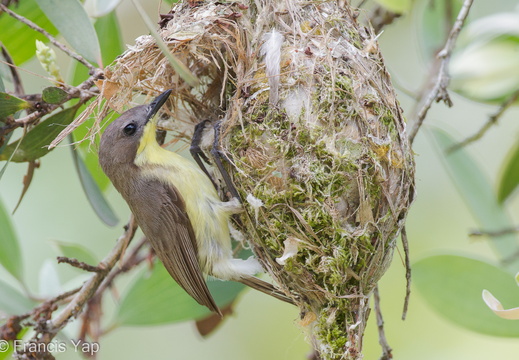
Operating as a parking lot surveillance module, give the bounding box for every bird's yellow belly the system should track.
[136,144,233,271]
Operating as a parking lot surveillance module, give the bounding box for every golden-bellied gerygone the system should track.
[99,90,292,314]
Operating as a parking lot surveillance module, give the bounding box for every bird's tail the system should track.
[238,276,295,305]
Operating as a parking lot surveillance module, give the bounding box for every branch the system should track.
[470,226,519,238]
[57,256,107,273]
[0,3,96,74]
[448,88,519,153]
[11,217,138,359]
[408,0,474,144]
[374,286,392,360]
[401,226,411,320]
[78,237,149,343]
[93,237,149,302]
[0,74,100,141]
[48,217,137,331]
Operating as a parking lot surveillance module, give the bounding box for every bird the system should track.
[98,90,292,314]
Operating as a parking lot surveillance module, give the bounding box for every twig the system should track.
[0,76,99,134]
[374,286,392,360]
[57,256,107,273]
[408,0,474,144]
[468,227,519,264]
[12,216,139,359]
[48,216,137,331]
[368,6,401,33]
[94,237,148,297]
[448,88,519,153]
[470,226,519,238]
[0,4,96,75]
[80,237,149,341]
[356,0,367,8]
[31,286,83,321]
[1,286,81,334]
[401,226,411,320]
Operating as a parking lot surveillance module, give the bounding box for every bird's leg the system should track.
[190,119,241,201]
[210,121,241,201]
[190,119,218,190]
[196,122,294,305]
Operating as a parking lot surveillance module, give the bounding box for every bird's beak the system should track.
[146,89,172,123]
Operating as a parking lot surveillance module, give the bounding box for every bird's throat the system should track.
[135,121,168,166]
[137,121,157,155]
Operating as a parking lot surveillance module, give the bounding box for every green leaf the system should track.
[449,12,519,103]
[0,92,30,119]
[116,262,246,326]
[0,106,79,162]
[70,11,124,85]
[431,128,519,268]
[0,0,59,65]
[88,0,122,18]
[34,0,101,65]
[50,240,98,266]
[70,142,118,226]
[450,37,519,103]
[414,254,519,337]
[0,198,23,282]
[42,87,69,105]
[95,11,124,66]
[497,140,519,203]
[66,12,123,192]
[0,80,13,156]
[373,0,412,14]
[0,279,33,315]
[0,343,13,360]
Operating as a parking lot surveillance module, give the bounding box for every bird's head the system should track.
[99,90,172,174]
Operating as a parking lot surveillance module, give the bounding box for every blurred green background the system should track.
[2,0,519,359]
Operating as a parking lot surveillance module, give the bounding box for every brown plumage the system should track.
[99,92,219,314]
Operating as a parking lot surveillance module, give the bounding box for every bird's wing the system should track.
[132,178,220,315]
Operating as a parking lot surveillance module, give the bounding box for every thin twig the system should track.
[374,286,392,360]
[84,237,149,340]
[470,226,519,238]
[57,256,107,273]
[401,226,411,320]
[448,88,519,153]
[47,216,137,331]
[368,6,401,33]
[1,77,99,131]
[12,216,139,358]
[408,0,474,144]
[0,4,97,74]
[95,237,148,297]
[7,286,82,324]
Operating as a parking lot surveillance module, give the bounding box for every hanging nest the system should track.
[95,0,415,358]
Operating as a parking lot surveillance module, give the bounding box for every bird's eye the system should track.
[123,123,137,136]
